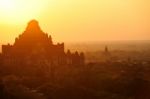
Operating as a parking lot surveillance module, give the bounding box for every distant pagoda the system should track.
[2,20,85,69]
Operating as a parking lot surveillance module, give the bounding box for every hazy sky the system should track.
[0,0,149,44]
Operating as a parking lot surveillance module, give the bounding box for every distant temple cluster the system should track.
[1,20,85,69]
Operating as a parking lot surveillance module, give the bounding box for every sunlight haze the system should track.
[0,0,149,44]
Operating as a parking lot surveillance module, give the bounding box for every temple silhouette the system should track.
[1,20,85,75]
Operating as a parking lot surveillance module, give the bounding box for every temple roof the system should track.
[25,19,42,33]
[13,20,53,46]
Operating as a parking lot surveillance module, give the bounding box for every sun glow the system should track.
[0,0,50,24]
[0,0,149,43]
[0,0,15,10]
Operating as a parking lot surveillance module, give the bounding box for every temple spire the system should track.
[25,19,42,33]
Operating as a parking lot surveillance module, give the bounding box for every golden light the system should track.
[0,0,15,10]
[0,0,51,24]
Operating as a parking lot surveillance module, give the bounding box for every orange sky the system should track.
[0,0,150,44]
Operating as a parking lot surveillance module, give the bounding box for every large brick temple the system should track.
[1,20,85,73]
